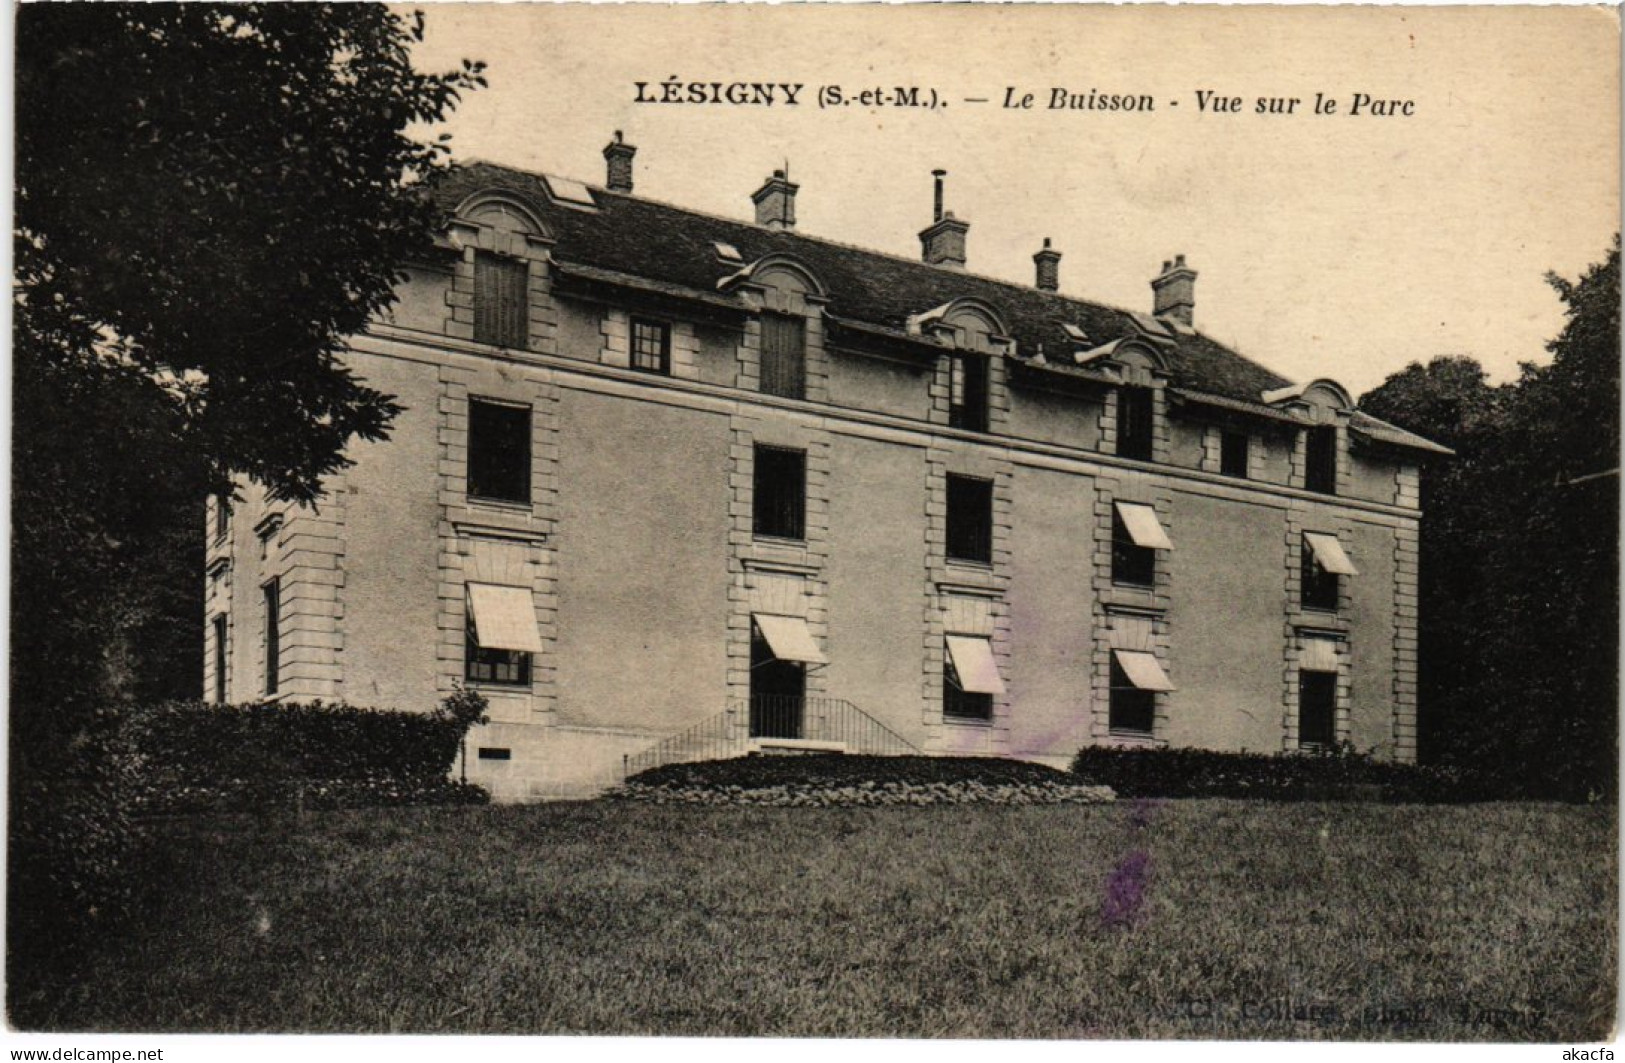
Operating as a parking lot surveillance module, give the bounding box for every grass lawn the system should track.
[15,799,1615,1039]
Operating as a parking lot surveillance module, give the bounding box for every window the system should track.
[1111,506,1165,587]
[1304,426,1337,494]
[1108,655,1156,736]
[948,352,989,432]
[477,747,513,761]
[262,580,280,696]
[631,318,671,375]
[760,313,806,400]
[212,615,228,704]
[1300,533,1358,612]
[1117,386,1154,461]
[473,252,528,349]
[465,583,542,687]
[1220,430,1250,478]
[213,493,231,541]
[944,636,1004,722]
[1299,671,1338,749]
[468,399,531,505]
[465,614,532,686]
[946,475,994,564]
[753,445,805,540]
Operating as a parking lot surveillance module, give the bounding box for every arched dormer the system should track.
[907,297,1013,357]
[1263,379,1353,495]
[447,190,553,353]
[1262,378,1354,423]
[454,190,551,241]
[724,255,829,404]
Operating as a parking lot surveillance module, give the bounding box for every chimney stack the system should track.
[1151,253,1197,325]
[1033,238,1062,292]
[751,169,799,230]
[919,170,969,269]
[603,131,636,193]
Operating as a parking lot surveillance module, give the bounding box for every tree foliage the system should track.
[16,3,484,503]
[1360,237,1619,798]
[12,5,483,742]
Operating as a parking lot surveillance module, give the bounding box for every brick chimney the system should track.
[1151,254,1197,325]
[1033,238,1062,292]
[603,131,636,193]
[751,169,799,230]
[919,170,969,269]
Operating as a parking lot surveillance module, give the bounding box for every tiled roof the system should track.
[431,161,1445,455]
[1349,411,1456,456]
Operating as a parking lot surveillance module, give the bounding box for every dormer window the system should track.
[760,313,806,400]
[1117,387,1154,461]
[1220,430,1250,478]
[1305,426,1337,494]
[948,352,989,432]
[473,252,528,349]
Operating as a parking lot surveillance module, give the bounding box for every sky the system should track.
[407,4,1618,397]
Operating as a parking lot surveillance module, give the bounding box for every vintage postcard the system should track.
[8,2,1618,1058]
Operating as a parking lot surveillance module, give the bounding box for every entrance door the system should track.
[749,628,804,738]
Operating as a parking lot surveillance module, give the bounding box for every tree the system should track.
[13,5,484,738]
[16,4,483,503]
[1360,239,1619,797]
[10,6,484,992]
[1359,357,1504,769]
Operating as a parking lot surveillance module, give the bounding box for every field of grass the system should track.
[13,799,1615,1039]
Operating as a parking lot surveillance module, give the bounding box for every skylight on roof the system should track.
[714,241,744,263]
[1062,323,1090,343]
[542,175,598,208]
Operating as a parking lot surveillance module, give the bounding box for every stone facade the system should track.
[204,153,1444,800]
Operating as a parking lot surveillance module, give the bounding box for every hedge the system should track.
[1069,746,1497,803]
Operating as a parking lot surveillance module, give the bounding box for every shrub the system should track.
[1069,745,1496,803]
[117,690,493,815]
[614,754,1116,807]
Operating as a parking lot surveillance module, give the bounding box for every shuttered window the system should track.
[473,252,528,349]
[760,314,806,400]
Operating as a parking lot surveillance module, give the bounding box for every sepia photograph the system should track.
[7,1,1619,1053]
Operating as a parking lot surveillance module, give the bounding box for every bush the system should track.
[8,705,152,1004]
[614,754,1116,807]
[118,695,493,815]
[1069,745,1497,803]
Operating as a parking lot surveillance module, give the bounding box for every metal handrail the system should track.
[621,695,921,780]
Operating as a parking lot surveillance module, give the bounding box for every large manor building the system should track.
[205,135,1449,800]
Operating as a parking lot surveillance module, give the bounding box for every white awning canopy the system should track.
[1304,532,1359,576]
[754,614,828,665]
[466,583,545,654]
[1300,637,1341,673]
[1113,649,1176,692]
[946,635,1006,695]
[1115,502,1173,550]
